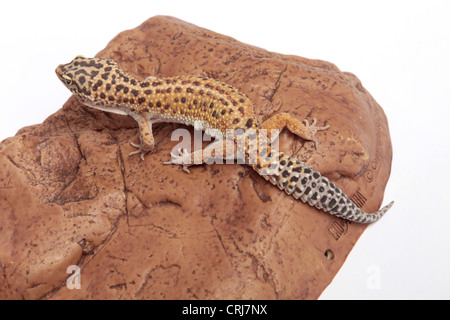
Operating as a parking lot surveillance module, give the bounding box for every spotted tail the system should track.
[251,150,393,224]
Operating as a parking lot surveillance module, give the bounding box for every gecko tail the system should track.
[252,150,394,224]
[331,200,394,224]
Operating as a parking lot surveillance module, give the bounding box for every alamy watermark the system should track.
[366,264,381,290]
[66,265,81,289]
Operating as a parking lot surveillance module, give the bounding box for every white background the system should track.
[1,0,449,299]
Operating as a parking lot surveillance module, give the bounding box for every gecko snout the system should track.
[55,64,73,86]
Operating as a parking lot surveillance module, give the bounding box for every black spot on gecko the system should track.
[245,118,253,128]
[328,198,337,208]
[131,89,139,96]
[292,166,302,173]
[233,118,239,124]
[140,82,150,88]
[78,76,86,84]
[144,90,152,95]
[138,98,146,104]
[106,84,111,91]
[131,79,137,85]
[92,62,103,69]
[101,73,110,80]
[104,67,112,72]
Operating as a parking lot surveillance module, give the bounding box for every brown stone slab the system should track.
[0,16,392,299]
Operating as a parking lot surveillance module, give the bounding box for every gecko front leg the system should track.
[129,116,155,161]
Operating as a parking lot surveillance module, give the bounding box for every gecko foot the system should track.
[163,148,192,173]
[303,118,330,147]
[129,142,152,161]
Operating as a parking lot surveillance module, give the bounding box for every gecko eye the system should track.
[61,74,72,85]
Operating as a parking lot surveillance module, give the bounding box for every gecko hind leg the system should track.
[258,112,329,147]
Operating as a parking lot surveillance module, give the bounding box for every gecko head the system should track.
[56,56,88,91]
[56,55,119,104]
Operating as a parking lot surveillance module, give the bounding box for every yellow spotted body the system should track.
[56,56,393,223]
[56,56,257,135]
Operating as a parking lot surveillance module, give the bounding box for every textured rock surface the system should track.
[0,16,392,299]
